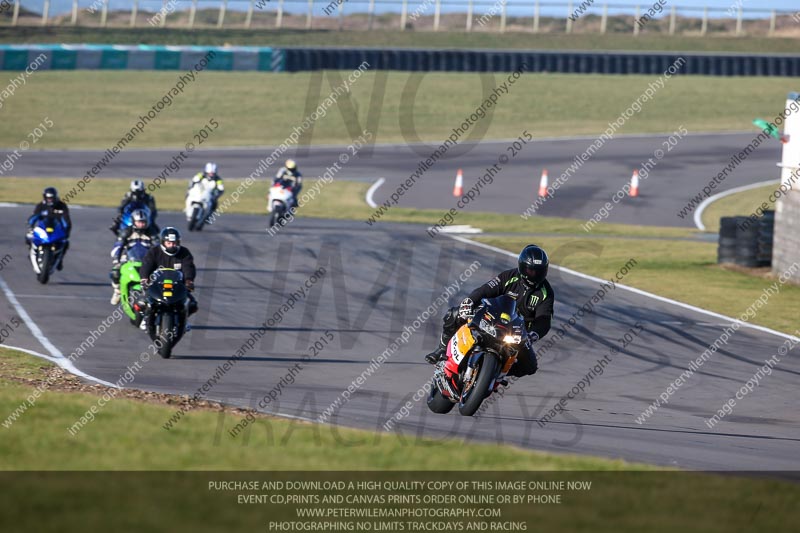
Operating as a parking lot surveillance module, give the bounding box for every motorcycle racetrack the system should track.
[0,203,798,471]
[0,131,781,228]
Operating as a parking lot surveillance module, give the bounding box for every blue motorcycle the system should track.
[28,215,68,284]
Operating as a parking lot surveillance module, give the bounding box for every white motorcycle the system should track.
[185,180,217,231]
[267,182,296,228]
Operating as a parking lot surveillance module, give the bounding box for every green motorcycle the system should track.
[119,241,151,326]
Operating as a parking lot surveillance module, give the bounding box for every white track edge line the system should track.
[0,276,119,387]
[365,177,385,209]
[446,235,800,343]
[693,179,780,231]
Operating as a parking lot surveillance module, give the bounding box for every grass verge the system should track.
[701,182,780,233]
[1,71,797,148]
[0,346,636,470]
[2,27,800,53]
[1,346,799,531]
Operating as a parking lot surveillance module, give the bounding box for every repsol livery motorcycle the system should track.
[427,294,526,416]
[28,215,68,284]
[144,268,188,359]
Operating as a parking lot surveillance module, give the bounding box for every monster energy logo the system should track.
[529,294,539,306]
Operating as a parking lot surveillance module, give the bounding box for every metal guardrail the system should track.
[4,0,800,35]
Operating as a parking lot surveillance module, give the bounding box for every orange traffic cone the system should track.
[630,170,640,198]
[538,169,549,198]
[453,169,464,197]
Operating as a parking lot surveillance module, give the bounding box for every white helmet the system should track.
[204,162,217,176]
[131,179,145,193]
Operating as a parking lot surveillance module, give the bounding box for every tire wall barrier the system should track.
[2,45,799,77]
[282,48,800,77]
[718,212,774,268]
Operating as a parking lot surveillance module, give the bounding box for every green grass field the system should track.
[2,349,799,531]
[0,71,795,149]
[2,26,800,53]
[0,347,629,470]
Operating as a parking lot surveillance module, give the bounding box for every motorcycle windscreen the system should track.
[146,269,187,304]
[31,216,67,244]
[474,294,526,341]
[125,242,150,262]
[121,203,152,225]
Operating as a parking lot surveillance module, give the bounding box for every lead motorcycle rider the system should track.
[424,245,554,384]
[138,227,198,330]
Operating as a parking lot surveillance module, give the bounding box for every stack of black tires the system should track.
[717,212,774,267]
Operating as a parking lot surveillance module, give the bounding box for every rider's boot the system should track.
[425,345,446,365]
[110,283,121,305]
[493,373,510,392]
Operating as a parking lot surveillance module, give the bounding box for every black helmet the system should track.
[132,209,149,230]
[43,187,58,206]
[160,227,181,256]
[518,244,549,290]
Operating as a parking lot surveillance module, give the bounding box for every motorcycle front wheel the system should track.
[36,248,52,284]
[157,312,175,359]
[458,353,498,416]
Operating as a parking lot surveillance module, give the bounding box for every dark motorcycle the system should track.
[144,268,188,359]
[427,294,527,416]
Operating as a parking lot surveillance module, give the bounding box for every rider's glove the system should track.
[458,298,474,320]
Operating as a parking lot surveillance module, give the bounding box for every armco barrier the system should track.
[2,45,798,77]
[0,44,284,71]
[282,48,800,77]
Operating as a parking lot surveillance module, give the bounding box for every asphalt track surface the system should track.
[3,131,781,228]
[1,204,798,471]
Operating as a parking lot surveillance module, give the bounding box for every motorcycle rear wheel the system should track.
[427,382,456,414]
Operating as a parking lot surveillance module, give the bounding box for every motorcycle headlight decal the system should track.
[503,334,522,344]
[479,319,496,337]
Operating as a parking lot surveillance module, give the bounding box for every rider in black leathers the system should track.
[425,245,555,381]
[27,187,72,270]
[138,227,198,330]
